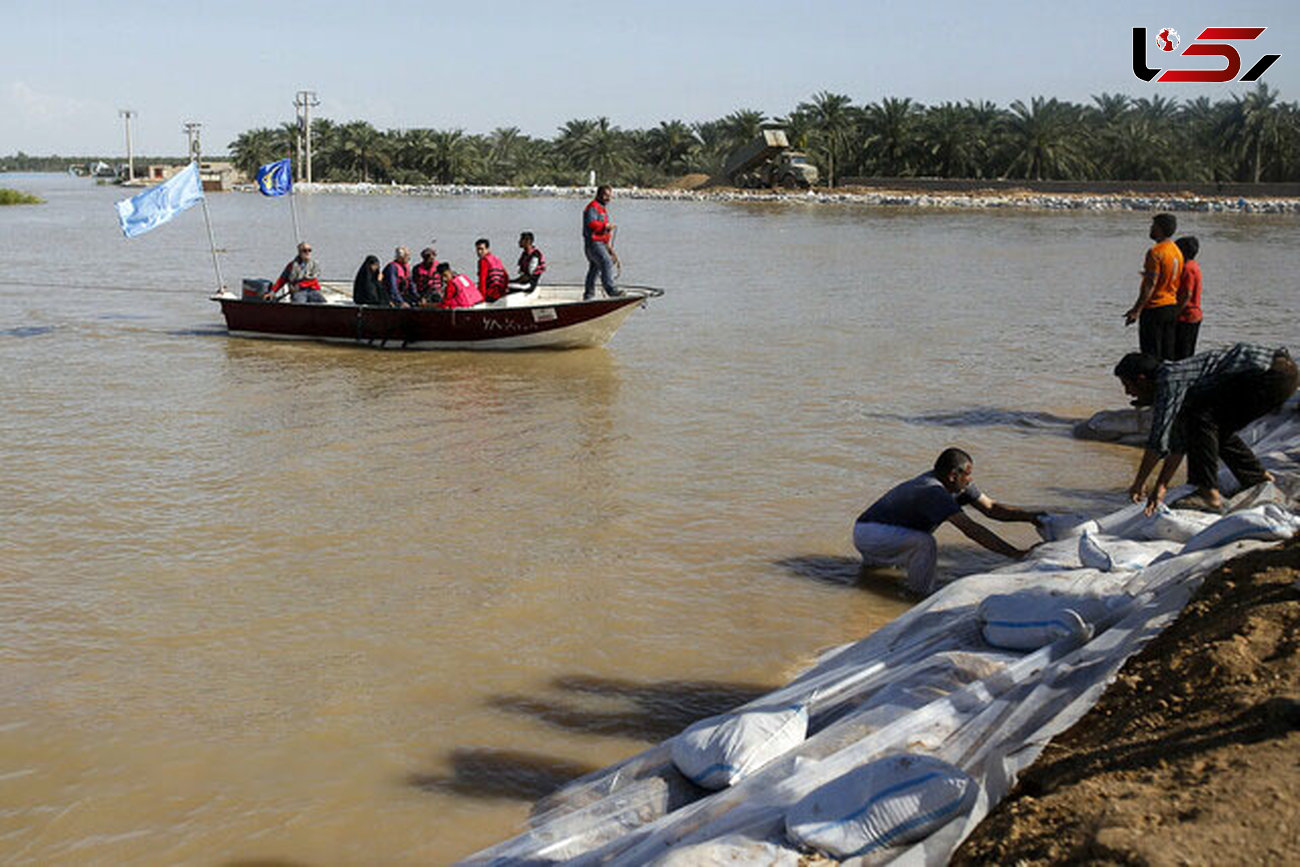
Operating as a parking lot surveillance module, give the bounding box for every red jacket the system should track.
[477,252,509,302]
[439,273,484,309]
[583,199,612,245]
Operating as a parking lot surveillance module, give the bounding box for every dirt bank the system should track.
[954,537,1300,865]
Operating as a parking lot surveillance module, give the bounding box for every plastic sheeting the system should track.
[463,402,1300,866]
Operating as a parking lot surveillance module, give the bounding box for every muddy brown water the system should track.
[2,174,1298,863]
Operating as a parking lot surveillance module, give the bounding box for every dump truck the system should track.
[722,129,819,189]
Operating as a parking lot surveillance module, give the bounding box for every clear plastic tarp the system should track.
[464,402,1300,865]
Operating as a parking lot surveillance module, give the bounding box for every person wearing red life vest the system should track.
[383,246,414,307]
[270,241,325,303]
[582,185,623,300]
[436,263,484,309]
[411,245,443,306]
[475,238,510,303]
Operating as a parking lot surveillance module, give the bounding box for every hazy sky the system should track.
[3,0,1296,156]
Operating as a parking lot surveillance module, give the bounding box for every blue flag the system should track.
[256,158,293,197]
[115,162,205,239]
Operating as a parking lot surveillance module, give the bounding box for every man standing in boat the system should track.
[582,185,623,299]
[853,448,1044,596]
[269,241,325,303]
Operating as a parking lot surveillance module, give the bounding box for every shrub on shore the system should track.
[0,188,43,205]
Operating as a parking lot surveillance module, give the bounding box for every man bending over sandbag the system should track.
[853,448,1044,595]
[1115,343,1298,514]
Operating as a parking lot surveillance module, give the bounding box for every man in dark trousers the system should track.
[1114,343,1298,514]
[582,185,623,300]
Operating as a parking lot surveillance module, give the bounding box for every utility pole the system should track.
[182,121,202,163]
[118,109,136,181]
[294,90,319,183]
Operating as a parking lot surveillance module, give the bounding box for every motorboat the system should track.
[212,281,663,350]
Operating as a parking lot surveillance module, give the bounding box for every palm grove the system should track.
[228,85,1300,188]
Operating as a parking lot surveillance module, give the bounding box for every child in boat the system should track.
[436,263,484,309]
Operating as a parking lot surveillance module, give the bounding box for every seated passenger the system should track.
[352,255,384,306]
[270,241,325,303]
[411,245,444,306]
[436,263,484,309]
[513,231,546,291]
[383,246,414,307]
[475,237,510,302]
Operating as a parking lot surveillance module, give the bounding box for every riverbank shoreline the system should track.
[258,181,1300,214]
[954,536,1300,864]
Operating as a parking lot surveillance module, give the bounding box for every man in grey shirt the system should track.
[853,447,1043,595]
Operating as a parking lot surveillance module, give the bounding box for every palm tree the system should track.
[424,129,475,184]
[1004,97,1093,180]
[862,97,920,177]
[336,121,392,182]
[642,120,699,175]
[227,127,283,177]
[919,103,985,178]
[1225,82,1286,182]
[485,127,530,183]
[554,117,633,184]
[795,91,856,186]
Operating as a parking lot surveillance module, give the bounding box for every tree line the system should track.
[227,85,1299,188]
[6,85,1296,186]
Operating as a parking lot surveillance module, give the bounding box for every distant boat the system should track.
[212,281,663,350]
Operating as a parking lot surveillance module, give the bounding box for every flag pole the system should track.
[289,187,301,244]
[197,167,225,293]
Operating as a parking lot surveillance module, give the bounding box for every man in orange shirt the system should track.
[1124,212,1183,360]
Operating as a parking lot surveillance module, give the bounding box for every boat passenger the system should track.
[513,231,546,291]
[475,238,510,302]
[436,263,484,309]
[411,245,443,306]
[853,448,1044,596]
[270,241,325,303]
[383,246,414,307]
[352,255,385,306]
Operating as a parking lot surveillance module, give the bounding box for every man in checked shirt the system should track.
[1114,343,1298,514]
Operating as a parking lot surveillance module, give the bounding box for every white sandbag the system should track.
[1180,504,1300,554]
[784,753,977,859]
[1036,513,1097,542]
[1147,506,1220,542]
[671,703,808,789]
[1078,530,1164,572]
[977,589,1120,650]
[671,664,884,790]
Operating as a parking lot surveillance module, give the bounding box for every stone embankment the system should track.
[248,181,1300,214]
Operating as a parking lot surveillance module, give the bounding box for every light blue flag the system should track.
[256,158,293,196]
[115,162,205,239]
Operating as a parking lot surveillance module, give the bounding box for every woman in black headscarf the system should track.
[352,254,385,306]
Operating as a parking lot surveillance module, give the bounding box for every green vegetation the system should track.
[225,83,1300,187]
[0,188,42,205]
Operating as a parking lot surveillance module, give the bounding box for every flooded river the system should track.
[2,173,1297,864]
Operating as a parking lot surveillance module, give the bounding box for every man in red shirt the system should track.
[1173,236,1203,360]
[582,185,623,300]
[475,238,510,303]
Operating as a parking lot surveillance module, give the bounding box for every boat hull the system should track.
[214,285,655,350]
